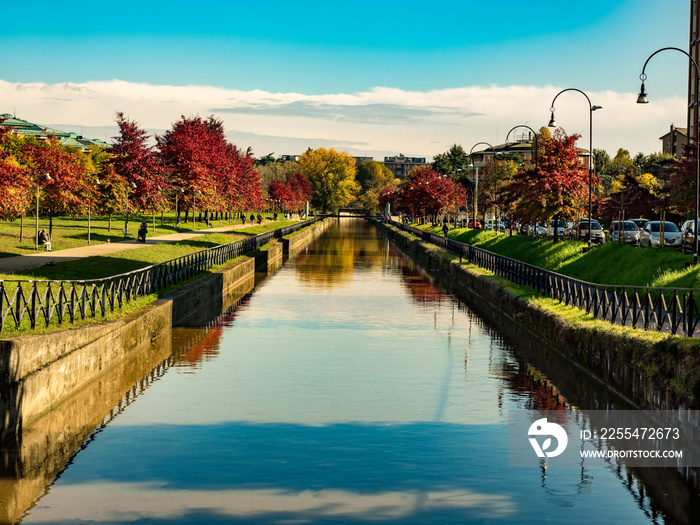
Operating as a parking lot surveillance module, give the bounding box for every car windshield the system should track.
[649,222,679,233]
[551,220,566,227]
[580,220,601,230]
[613,222,638,231]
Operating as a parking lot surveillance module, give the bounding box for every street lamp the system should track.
[174,187,184,228]
[548,88,602,247]
[637,47,700,264]
[193,190,201,230]
[469,141,495,229]
[35,173,52,250]
[505,125,539,169]
[88,177,100,245]
[124,182,137,234]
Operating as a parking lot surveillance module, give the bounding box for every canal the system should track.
[2,219,697,524]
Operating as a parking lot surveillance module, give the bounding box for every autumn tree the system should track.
[157,115,230,222]
[0,128,31,220]
[20,137,94,237]
[356,161,396,213]
[112,112,168,228]
[297,148,358,212]
[504,128,593,242]
[396,166,462,223]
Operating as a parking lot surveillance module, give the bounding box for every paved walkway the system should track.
[0,221,275,274]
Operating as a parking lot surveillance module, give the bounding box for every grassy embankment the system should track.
[417,224,700,289]
[0,220,298,336]
[0,211,281,257]
[410,224,700,403]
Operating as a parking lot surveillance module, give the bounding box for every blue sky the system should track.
[0,0,692,158]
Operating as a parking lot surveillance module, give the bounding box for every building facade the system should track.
[660,124,689,157]
[383,154,427,179]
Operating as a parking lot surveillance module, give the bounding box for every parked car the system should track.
[679,219,700,254]
[610,220,640,245]
[467,218,482,229]
[629,218,649,230]
[572,218,605,244]
[547,219,567,238]
[485,220,506,232]
[639,221,681,248]
[528,223,546,238]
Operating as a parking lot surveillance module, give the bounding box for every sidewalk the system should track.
[0,221,274,274]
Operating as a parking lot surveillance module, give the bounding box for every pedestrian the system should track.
[241,213,246,225]
[257,213,263,225]
[442,222,449,237]
[137,219,147,243]
[250,213,255,223]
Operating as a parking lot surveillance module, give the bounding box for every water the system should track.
[3,219,696,524]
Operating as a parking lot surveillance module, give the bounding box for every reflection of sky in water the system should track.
[22,221,662,524]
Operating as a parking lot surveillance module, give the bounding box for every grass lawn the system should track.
[414,223,700,289]
[0,211,283,258]
[0,218,305,335]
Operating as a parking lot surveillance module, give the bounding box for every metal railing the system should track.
[388,220,700,337]
[0,218,322,333]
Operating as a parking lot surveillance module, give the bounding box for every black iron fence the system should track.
[0,218,321,333]
[389,220,700,337]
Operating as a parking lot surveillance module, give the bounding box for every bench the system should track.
[122,228,134,238]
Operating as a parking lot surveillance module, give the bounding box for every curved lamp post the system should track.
[637,46,700,264]
[35,173,52,250]
[505,125,539,169]
[469,141,495,229]
[87,177,100,245]
[548,88,602,247]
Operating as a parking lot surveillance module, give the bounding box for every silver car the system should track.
[610,220,640,245]
[575,218,605,244]
[639,221,681,248]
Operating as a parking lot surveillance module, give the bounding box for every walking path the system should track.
[0,221,275,274]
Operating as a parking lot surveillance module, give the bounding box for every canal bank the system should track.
[0,218,333,442]
[9,218,693,525]
[378,221,700,412]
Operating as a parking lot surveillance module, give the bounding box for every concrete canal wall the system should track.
[379,222,700,412]
[0,219,333,442]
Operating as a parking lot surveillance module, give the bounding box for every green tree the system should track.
[355,161,396,213]
[432,144,470,176]
[297,148,358,212]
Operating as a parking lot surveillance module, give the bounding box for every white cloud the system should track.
[0,79,686,160]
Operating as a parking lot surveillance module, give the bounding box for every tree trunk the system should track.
[19,216,23,242]
[108,214,112,232]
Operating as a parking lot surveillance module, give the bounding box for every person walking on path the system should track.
[137,219,148,243]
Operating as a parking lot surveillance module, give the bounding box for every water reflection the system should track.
[3,219,699,524]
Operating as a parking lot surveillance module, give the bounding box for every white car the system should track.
[639,221,681,248]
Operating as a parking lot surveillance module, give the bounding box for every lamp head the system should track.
[548,113,556,128]
[637,82,649,104]
[592,105,602,111]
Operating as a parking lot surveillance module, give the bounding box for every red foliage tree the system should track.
[112,112,168,219]
[503,128,595,240]
[268,180,292,211]
[158,115,262,222]
[22,137,94,236]
[0,128,31,220]
[397,166,461,222]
